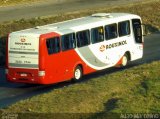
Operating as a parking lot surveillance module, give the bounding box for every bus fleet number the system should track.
[15,60,31,64]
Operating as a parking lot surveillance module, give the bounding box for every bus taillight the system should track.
[38,70,45,77]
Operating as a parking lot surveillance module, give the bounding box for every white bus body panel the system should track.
[8,33,39,69]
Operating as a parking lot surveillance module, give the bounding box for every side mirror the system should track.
[142,24,148,36]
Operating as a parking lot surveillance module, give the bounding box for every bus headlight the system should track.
[38,71,45,76]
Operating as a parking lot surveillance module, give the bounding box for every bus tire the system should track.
[73,65,82,81]
[121,54,128,67]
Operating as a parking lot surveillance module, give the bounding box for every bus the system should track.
[6,13,144,84]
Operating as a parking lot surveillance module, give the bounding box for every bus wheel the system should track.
[121,54,128,67]
[73,66,82,81]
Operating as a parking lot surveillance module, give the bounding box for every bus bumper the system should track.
[5,68,45,84]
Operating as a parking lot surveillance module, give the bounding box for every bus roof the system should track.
[11,13,141,35]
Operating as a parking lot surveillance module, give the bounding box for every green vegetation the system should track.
[1,61,160,118]
[0,0,46,6]
[0,0,160,66]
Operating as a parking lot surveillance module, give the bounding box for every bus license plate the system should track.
[20,73,27,77]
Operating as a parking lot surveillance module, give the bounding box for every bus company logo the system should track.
[21,38,26,42]
[99,45,106,52]
[15,38,31,45]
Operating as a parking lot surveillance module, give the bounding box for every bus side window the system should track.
[91,26,104,44]
[46,37,60,54]
[61,33,76,51]
[105,23,117,40]
[76,30,90,47]
[118,20,130,37]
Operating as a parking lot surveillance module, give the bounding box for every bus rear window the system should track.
[46,37,60,54]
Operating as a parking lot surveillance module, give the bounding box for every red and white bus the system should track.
[6,13,144,84]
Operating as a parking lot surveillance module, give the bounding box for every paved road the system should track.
[0,32,160,108]
[0,0,145,23]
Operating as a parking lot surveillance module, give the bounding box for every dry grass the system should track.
[0,0,45,6]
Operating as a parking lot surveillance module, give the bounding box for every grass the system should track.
[0,0,47,6]
[0,0,160,66]
[1,61,160,119]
